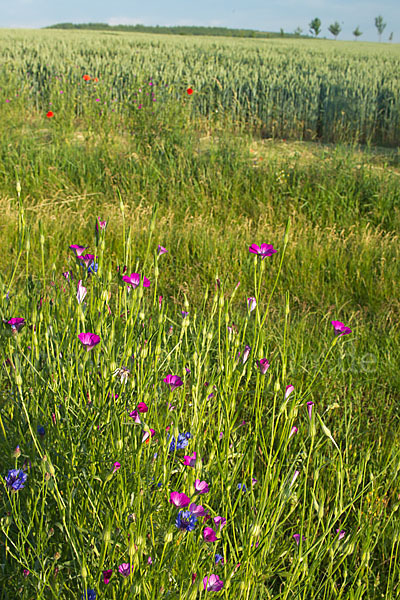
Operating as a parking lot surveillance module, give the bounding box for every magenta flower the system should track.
[307,401,314,420]
[80,254,96,268]
[249,243,277,259]
[189,503,207,516]
[184,451,197,467]
[102,569,112,584]
[113,462,121,472]
[78,332,100,351]
[163,374,183,391]
[96,218,107,231]
[157,245,167,256]
[247,297,257,312]
[290,470,300,487]
[331,320,352,337]
[118,563,132,577]
[122,273,150,288]
[7,318,25,332]
[194,479,209,494]
[285,384,294,399]
[62,271,72,280]
[142,428,155,443]
[169,492,191,508]
[136,402,148,413]
[213,516,226,530]
[128,409,141,423]
[69,245,88,257]
[257,358,270,374]
[203,574,224,592]
[76,280,87,304]
[23,568,29,577]
[293,534,306,545]
[203,527,218,542]
[336,529,346,540]
[289,426,298,439]
[242,344,251,364]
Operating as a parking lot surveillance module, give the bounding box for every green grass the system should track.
[0,29,399,600]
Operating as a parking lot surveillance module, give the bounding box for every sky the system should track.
[0,0,399,42]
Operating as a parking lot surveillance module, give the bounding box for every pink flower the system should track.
[293,534,306,545]
[136,402,148,413]
[157,245,167,256]
[290,470,300,487]
[103,569,112,584]
[142,428,155,443]
[289,426,298,439]
[203,574,224,592]
[23,569,29,577]
[336,529,346,540]
[7,318,25,332]
[122,273,150,288]
[169,492,191,507]
[96,218,107,231]
[69,245,88,257]
[249,243,277,259]
[194,479,209,494]
[285,384,294,399]
[76,280,87,304]
[247,297,257,312]
[203,527,218,542]
[163,374,183,391]
[128,409,141,423]
[113,462,121,472]
[78,332,100,351]
[307,401,314,420]
[331,320,352,336]
[213,516,226,530]
[257,358,270,374]
[183,451,196,467]
[118,563,132,577]
[189,503,207,516]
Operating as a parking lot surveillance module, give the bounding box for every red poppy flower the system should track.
[83,74,91,81]
[46,111,54,118]
[187,88,193,95]
[93,77,98,82]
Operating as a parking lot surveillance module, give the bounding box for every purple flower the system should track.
[168,431,191,452]
[213,516,227,530]
[181,311,189,317]
[247,297,257,312]
[307,401,314,420]
[285,384,294,399]
[142,428,155,443]
[163,374,183,391]
[293,534,306,545]
[76,280,87,304]
[331,320,352,337]
[62,271,72,280]
[215,554,224,565]
[78,332,101,351]
[249,243,277,259]
[103,569,112,584]
[96,218,107,231]
[194,479,209,494]
[289,426,298,439]
[336,529,346,540]
[170,492,191,508]
[176,510,197,531]
[122,273,150,288]
[290,470,300,487]
[157,245,167,256]
[7,318,25,332]
[37,425,45,436]
[241,344,251,364]
[189,503,207,516]
[5,469,27,491]
[113,462,121,472]
[183,451,196,467]
[203,527,218,542]
[128,409,141,423]
[118,563,132,577]
[237,483,247,492]
[81,590,96,600]
[257,358,270,374]
[69,245,88,257]
[203,574,224,592]
[137,402,148,413]
[80,254,96,269]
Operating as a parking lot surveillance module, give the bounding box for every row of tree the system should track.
[307,16,392,41]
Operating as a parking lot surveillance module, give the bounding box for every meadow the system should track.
[0,29,399,599]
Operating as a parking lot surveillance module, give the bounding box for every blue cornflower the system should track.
[81,590,96,600]
[237,483,247,492]
[5,469,27,492]
[37,425,45,436]
[88,262,98,275]
[215,554,224,565]
[175,510,197,532]
[168,432,191,453]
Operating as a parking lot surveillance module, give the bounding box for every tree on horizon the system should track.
[374,15,386,42]
[352,26,363,40]
[309,17,322,37]
[328,21,341,40]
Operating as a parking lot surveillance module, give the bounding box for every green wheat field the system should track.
[0,29,399,599]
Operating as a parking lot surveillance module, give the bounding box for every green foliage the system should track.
[328,22,342,40]
[353,26,363,40]
[374,16,387,42]
[309,18,322,37]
